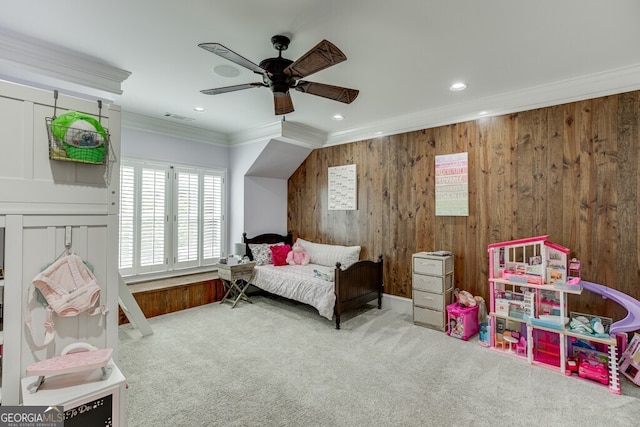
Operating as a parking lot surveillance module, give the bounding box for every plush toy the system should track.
[454,288,477,307]
[50,111,107,163]
[286,241,310,266]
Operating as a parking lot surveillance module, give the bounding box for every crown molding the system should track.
[227,119,326,148]
[124,62,640,148]
[122,111,230,146]
[0,27,130,101]
[325,63,640,146]
[228,121,283,146]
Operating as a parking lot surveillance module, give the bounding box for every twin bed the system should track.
[242,232,383,329]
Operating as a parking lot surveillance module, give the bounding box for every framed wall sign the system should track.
[435,152,469,216]
[328,164,357,210]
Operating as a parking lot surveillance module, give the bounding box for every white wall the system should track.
[121,128,229,169]
[243,176,288,238]
[122,129,291,254]
[228,140,286,246]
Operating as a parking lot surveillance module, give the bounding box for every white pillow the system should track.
[296,238,361,269]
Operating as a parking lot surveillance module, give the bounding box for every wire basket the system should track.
[46,117,110,165]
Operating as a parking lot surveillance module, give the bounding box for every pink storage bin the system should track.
[446,303,479,341]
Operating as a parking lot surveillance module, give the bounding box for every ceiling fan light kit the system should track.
[199,35,359,115]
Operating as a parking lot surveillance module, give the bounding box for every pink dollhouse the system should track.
[486,235,625,394]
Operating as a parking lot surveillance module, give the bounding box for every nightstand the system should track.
[217,262,256,308]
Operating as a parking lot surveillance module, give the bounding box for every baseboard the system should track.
[380,293,412,316]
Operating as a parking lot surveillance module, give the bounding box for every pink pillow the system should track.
[270,244,291,266]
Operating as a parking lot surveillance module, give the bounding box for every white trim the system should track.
[325,63,640,146]
[0,28,130,101]
[122,111,230,146]
[380,293,413,317]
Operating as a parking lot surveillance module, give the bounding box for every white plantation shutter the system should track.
[119,159,225,277]
[202,174,223,262]
[139,167,167,271]
[176,170,199,267]
[119,165,135,272]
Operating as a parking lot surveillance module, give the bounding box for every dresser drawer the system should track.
[413,306,446,329]
[413,254,453,275]
[412,273,453,293]
[413,289,445,311]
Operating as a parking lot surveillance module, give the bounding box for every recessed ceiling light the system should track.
[194,107,205,112]
[332,114,344,121]
[449,82,468,91]
[479,110,489,116]
[213,64,240,78]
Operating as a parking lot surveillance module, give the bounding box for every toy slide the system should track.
[582,281,640,335]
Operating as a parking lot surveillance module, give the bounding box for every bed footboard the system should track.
[334,255,383,329]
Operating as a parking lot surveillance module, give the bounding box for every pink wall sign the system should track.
[435,152,468,216]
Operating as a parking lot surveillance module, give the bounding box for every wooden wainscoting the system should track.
[118,273,225,324]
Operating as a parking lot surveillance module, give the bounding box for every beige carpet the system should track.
[118,295,640,426]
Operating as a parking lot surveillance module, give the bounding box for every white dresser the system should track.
[412,252,454,331]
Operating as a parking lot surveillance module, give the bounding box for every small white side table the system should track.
[504,335,519,353]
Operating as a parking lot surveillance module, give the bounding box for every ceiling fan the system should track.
[199,35,359,115]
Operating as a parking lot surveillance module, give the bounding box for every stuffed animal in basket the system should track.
[287,241,310,266]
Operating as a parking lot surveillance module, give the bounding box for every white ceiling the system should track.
[2,1,640,146]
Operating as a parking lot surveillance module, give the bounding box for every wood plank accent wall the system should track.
[288,90,640,322]
[118,279,224,324]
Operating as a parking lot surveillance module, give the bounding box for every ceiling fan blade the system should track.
[274,93,294,115]
[294,81,359,104]
[200,83,265,95]
[199,43,265,74]
[284,40,347,79]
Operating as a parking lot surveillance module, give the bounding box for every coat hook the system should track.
[65,226,72,254]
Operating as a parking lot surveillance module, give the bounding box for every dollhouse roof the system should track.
[487,235,569,254]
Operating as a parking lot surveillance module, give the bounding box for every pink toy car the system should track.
[578,359,609,385]
[565,356,579,376]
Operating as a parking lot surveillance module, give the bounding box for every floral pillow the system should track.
[249,242,284,265]
[270,244,291,266]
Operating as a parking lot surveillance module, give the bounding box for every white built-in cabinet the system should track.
[0,79,122,413]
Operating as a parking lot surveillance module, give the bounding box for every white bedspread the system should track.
[249,264,336,320]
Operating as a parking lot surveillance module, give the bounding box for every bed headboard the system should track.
[242,232,294,261]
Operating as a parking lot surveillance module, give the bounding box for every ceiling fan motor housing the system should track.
[259,57,294,95]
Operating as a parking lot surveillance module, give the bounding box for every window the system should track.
[119,159,225,277]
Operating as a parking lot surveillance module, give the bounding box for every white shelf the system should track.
[489,277,583,295]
